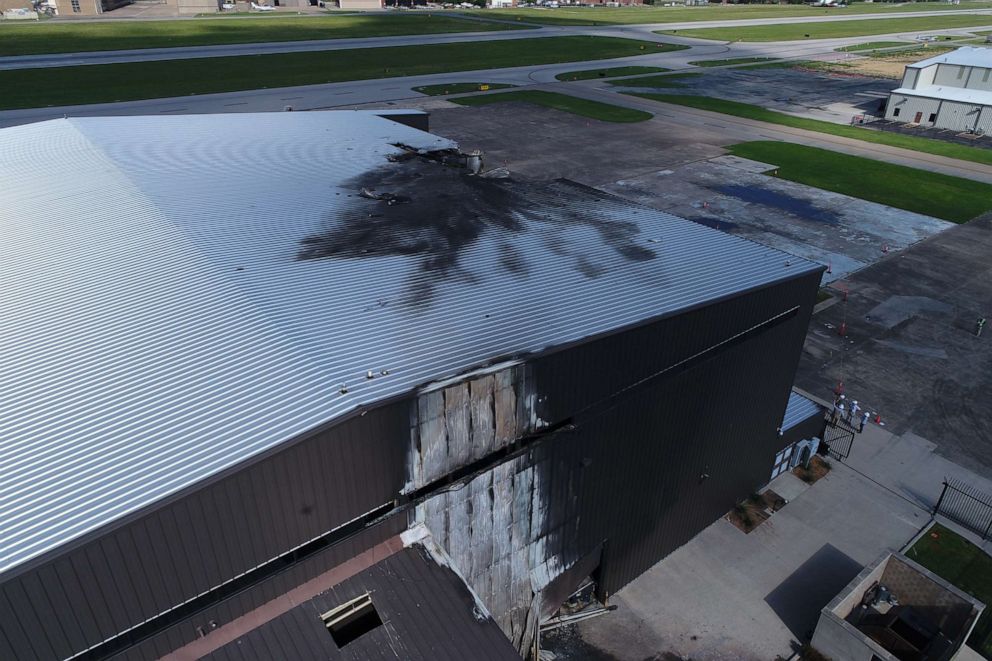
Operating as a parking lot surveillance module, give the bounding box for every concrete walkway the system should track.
[565,420,992,659]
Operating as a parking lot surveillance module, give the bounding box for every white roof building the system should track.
[0,111,820,577]
[885,46,992,133]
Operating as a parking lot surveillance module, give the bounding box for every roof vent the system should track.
[321,592,383,648]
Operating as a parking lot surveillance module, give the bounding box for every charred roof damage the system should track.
[298,145,656,305]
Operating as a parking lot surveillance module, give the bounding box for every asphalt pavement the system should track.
[2,7,991,70]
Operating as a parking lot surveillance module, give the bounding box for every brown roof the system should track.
[202,544,520,661]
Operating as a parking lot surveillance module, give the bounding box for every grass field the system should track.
[0,14,526,57]
[627,93,992,167]
[413,82,515,95]
[454,90,653,123]
[607,72,701,87]
[727,141,992,222]
[835,40,914,52]
[555,65,669,81]
[689,57,778,67]
[906,524,992,656]
[0,36,656,110]
[662,15,992,42]
[465,3,992,26]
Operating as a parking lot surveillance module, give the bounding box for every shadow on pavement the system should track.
[764,543,862,642]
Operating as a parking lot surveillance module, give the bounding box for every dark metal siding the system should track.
[0,402,409,661]
[525,270,822,597]
[0,270,819,660]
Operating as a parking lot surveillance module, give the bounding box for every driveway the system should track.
[549,420,992,659]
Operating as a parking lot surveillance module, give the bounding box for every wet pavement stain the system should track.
[716,184,840,225]
[298,154,656,306]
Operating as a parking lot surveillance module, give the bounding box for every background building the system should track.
[0,110,823,660]
[885,46,992,133]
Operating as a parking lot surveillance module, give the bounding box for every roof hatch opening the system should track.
[321,593,383,648]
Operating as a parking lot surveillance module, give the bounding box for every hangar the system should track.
[885,46,992,134]
[0,110,824,659]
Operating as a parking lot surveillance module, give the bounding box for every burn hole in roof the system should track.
[321,593,383,648]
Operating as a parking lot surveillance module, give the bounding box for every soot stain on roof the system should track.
[298,154,655,306]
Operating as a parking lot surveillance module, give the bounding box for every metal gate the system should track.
[934,478,992,539]
[822,418,856,459]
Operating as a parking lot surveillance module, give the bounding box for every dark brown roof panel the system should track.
[203,545,519,661]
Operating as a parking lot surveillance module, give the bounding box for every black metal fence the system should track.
[822,417,856,459]
[934,478,992,540]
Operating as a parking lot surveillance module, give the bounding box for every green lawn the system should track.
[726,141,992,223]
[906,523,992,656]
[835,41,912,52]
[607,72,701,88]
[465,3,992,27]
[454,90,652,123]
[626,93,992,167]
[689,57,778,67]
[0,13,527,57]
[736,60,806,70]
[0,36,656,110]
[413,82,515,96]
[555,65,670,81]
[661,15,992,42]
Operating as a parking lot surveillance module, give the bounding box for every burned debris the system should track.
[298,145,657,305]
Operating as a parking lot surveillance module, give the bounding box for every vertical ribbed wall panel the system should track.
[0,402,409,660]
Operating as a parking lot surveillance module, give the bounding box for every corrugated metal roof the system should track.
[0,111,822,575]
[891,85,992,106]
[781,392,822,432]
[907,46,992,70]
[203,543,520,661]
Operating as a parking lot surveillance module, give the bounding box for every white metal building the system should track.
[885,46,992,134]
